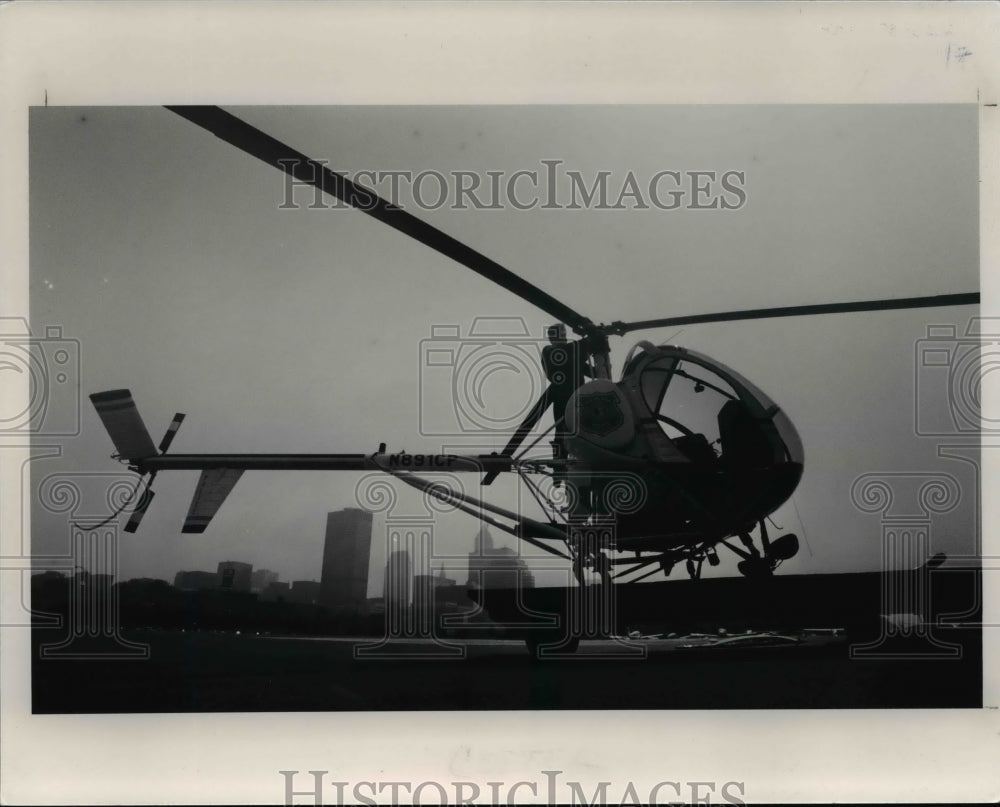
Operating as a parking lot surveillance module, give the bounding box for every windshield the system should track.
[641,357,738,449]
[627,344,803,466]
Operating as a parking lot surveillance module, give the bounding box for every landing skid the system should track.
[525,521,800,654]
[570,519,800,587]
[721,520,800,578]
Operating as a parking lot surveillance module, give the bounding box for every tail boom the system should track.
[132,453,519,474]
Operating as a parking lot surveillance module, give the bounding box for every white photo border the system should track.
[1,2,998,804]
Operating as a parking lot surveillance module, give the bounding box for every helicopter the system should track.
[89,106,979,588]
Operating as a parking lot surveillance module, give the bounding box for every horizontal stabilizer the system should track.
[89,389,158,461]
[182,468,244,533]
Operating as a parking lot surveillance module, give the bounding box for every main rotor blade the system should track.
[608,292,980,335]
[167,106,597,336]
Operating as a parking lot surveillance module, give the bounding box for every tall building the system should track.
[412,574,437,612]
[320,508,374,611]
[413,567,457,610]
[384,548,413,611]
[467,526,535,590]
[261,581,290,602]
[251,568,279,593]
[174,570,218,591]
[466,524,494,585]
[288,580,322,605]
[216,561,253,592]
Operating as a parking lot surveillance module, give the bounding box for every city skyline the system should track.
[132,514,514,601]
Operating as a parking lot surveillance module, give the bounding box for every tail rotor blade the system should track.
[158,413,186,453]
[124,488,156,533]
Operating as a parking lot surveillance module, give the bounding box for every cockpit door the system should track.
[640,356,739,464]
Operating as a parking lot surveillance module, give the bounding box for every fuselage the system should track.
[563,343,804,550]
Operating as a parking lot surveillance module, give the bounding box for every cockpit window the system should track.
[638,355,678,414]
[628,345,801,468]
[641,359,739,457]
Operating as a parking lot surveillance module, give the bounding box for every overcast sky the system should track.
[28,105,979,589]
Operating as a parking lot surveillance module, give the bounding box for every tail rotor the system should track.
[89,390,185,532]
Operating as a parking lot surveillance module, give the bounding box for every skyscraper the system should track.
[251,568,279,593]
[467,526,535,590]
[384,548,413,612]
[288,580,322,605]
[174,570,217,591]
[320,508,374,611]
[216,561,253,592]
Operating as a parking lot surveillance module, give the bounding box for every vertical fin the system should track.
[89,390,157,460]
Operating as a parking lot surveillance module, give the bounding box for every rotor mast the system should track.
[584,333,613,380]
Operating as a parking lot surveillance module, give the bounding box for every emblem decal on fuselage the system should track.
[577,391,626,437]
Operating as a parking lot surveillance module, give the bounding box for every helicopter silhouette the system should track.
[89,106,979,587]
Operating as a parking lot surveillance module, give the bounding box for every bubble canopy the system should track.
[622,342,804,467]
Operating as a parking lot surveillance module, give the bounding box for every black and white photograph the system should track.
[24,101,984,713]
[2,3,998,805]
